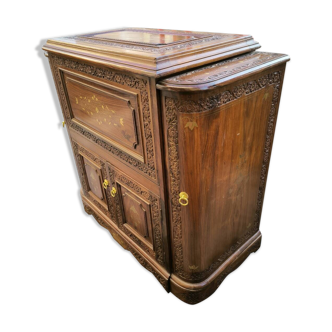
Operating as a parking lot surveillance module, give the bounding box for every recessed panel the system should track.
[64,73,143,159]
[84,162,104,200]
[90,30,198,46]
[119,185,153,247]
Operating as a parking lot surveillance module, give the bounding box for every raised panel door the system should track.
[107,164,166,267]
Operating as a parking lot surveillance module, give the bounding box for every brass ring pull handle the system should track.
[179,192,189,206]
[103,179,109,190]
[62,121,65,127]
[110,187,117,198]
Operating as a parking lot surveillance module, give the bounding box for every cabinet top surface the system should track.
[157,51,290,91]
[43,27,261,77]
[45,27,251,52]
[84,29,208,46]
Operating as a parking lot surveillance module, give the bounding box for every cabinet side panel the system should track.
[178,87,273,272]
[162,65,286,282]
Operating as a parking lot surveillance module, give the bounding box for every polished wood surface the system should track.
[119,181,154,247]
[64,72,144,159]
[157,51,290,91]
[89,30,199,45]
[174,86,274,273]
[45,28,289,304]
[107,161,167,267]
[51,59,158,179]
[43,28,261,77]
[84,158,105,201]
[73,141,112,216]
[158,54,288,303]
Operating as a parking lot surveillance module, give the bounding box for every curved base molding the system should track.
[82,191,261,304]
[169,231,262,304]
[82,192,170,292]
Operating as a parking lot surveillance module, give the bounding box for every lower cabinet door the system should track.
[107,163,166,267]
[71,140,116,223]
[71,139,166,267]
[120,186,154,246]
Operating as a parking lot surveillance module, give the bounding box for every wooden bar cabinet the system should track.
[43,28,289,304]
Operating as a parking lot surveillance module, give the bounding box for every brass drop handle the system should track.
[179,192,189,206]
[62,121,65,127]
[111,187,117,198]
[103,179,109,190]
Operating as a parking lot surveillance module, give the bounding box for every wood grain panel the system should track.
[64,73,143,159]
[178,87,273,273]
[43,28,260,77]
[84,160,104,201]
[89,30,203,46]
[120,185,154,248]
[72,141,112,215]
[107,164,166,266]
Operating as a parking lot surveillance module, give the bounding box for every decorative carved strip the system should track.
[165,71,282,281]
[163,52,285,84]
[49,54,156,180]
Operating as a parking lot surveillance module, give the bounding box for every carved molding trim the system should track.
[83,203,168,291]
[49,54,157,180]
[163,52,285,84]
[108,166,165,266]
[165,71,282,281]
[176,239,261,304]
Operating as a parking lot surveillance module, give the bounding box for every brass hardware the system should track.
[179,192,189,206]
[111,186,117,198]
[62,121,65,127]
[103,179,109,190]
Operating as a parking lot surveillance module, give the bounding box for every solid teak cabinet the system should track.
[44,28,289,304]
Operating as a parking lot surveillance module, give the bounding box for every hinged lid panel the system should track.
[157,51,290,91]
[43,28,260,77]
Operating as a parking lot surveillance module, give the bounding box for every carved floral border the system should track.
[163,52,285,84]
[49,54,157,180]
[165,70,282,281]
